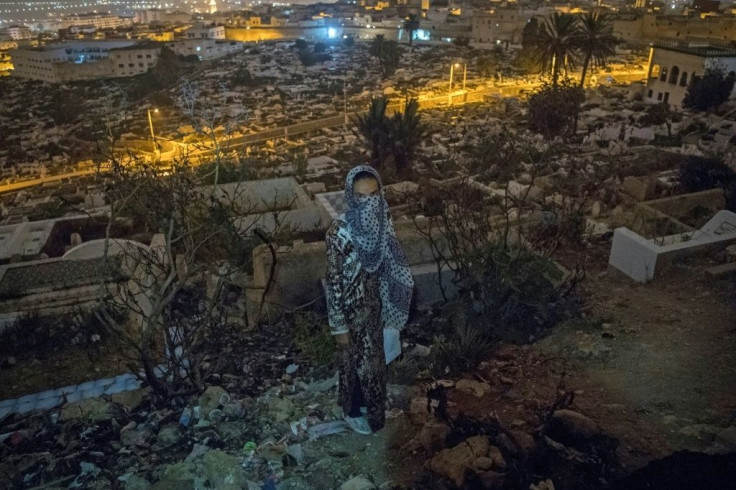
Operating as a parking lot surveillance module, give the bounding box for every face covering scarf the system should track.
[341,165,414,330]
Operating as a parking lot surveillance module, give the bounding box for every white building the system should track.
[108,42,162,77]
[61,14,131,30]
[10,40,161,82]
[166,38,244,61]
[186,22,226,40]
[134,9,192,25]
[471,8,534,45]
[1,25,32,40]
[645,41,736,108]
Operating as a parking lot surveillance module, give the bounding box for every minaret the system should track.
[209,0,217,14]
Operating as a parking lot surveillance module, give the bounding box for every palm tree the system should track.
[575,12,617,88]
[352,97,424,174]
[352,97,390,167]
[534,13,580,87]
[369,35,400,77]
[404,14,420,51]
[387,98,425,175]
[380,40,400,77]
[369,34,386,60]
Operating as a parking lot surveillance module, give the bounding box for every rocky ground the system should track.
[1,244,736,489]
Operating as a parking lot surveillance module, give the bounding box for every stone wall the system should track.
[630,188,725,238]
[609,210,736,282]
[244,220,453,324]
[642,188,725,220]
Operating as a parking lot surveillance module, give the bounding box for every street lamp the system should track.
[448,62,467,105]
[343,78,348,126]
[147,107,159,153]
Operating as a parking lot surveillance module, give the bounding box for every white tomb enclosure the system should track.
[609,210,736,282]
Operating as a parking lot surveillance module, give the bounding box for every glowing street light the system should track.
[448,61,467,105]
[147,107,159,153]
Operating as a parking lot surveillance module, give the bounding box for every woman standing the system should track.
[325,165,414,434]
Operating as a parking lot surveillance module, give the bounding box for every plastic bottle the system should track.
[179,408,192,427]
[242,441,258,468]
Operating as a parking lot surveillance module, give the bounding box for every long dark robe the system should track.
[325,219,387,432]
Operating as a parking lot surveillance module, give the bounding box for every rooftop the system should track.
[109,40,162,51]
[653,40,736,57]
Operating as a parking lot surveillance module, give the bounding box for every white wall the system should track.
[609,210,736,282]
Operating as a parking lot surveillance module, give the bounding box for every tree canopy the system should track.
[683,65,736,112]
[533,13,580,86]
[574,13,617,87]
[369,35,401,77]
[527,80,585,139]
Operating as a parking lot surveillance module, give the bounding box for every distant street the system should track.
[0,70,645,195]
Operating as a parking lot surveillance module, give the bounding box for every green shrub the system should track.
[0,310,113,359]
[458,239,577,344]
[527,80,585,139]
[292,311,336,367]
[652,134,683,147]
[678,156,736,192]
[430,321,492,376]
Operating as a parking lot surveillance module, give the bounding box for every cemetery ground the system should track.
[1,240,735,488]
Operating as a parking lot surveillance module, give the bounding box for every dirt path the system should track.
[536,248,736,469]
[312,246,736,485]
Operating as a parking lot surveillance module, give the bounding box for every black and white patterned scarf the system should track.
[341,165,414,329]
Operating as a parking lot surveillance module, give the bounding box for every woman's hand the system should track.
[335,333,350,348]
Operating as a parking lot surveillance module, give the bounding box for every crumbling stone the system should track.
[339,474,377,490]
[548,410,601,448]
[409,397,431,424]
[111,388,149,411]
[156,424,182,448]
[267,396,295,423]
[202,450,250,490]
[418,420,451,452]
[488,445,507,470]
[430,436,490,486]
[59,398,116,423]
[120,424,154,447]
[456,379,489,398]
[509,430,536,459]
[472,457,494,471]
[621,176,655,201]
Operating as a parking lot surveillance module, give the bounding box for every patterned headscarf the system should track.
[341,165,414,330]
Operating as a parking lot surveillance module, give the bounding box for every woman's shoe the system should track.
[343,414,372,435]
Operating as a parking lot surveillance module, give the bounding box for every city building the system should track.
[644,41,736,107]
[136,29,176,42]
[613,13,736,45]
[10,40,161,82]
[186,22,226,40]
[61,13,131,30]
[134,9,192,25]
[166,38,245,61]
[691,0,721,15]
[1,25,32,40]
[471,8,534,45]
